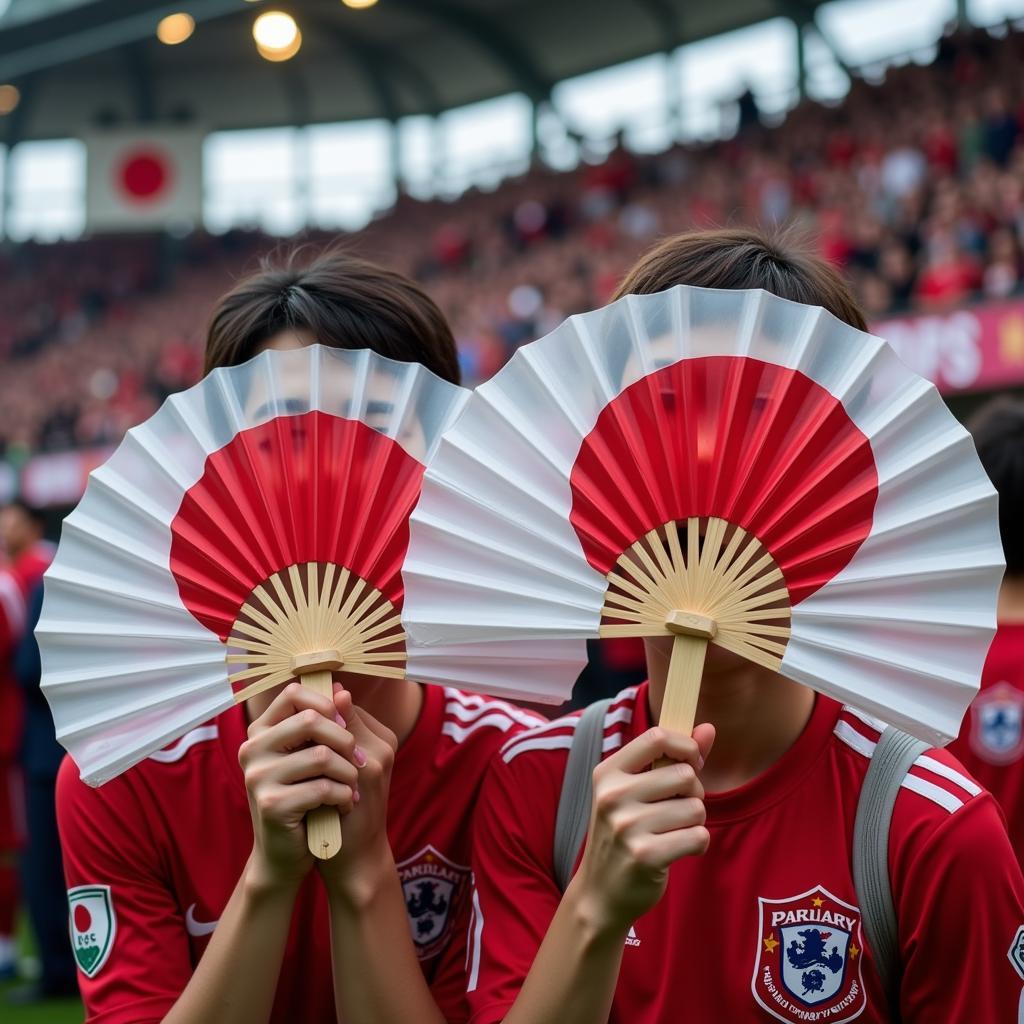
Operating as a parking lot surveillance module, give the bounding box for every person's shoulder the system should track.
[436,687,546,762]
[833,704,988,830]
[57,714,231,814]
[497,685,641,776]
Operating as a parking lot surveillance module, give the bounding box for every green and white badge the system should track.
[68,885,116,978]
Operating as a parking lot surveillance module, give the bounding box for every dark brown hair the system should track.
[968,395,1024,576]
[205,247,460,384]
[613,227,868,332]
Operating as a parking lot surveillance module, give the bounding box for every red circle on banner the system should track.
[115,148,171,204]
[169,411,424,642]
[568,356,879,606]
[73,904,92,932]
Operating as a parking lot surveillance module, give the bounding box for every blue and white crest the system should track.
[971,682,1024,765]
[753,884,866,1023]
[396,845,471,961]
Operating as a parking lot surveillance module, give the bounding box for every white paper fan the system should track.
[39,345,482,809]
[403,286,1003,746]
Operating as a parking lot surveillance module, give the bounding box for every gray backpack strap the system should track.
[553,699,613,892]
[852,725,928,1015]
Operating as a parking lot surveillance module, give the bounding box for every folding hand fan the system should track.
[38,345,472,858]
[403,286,1004,746]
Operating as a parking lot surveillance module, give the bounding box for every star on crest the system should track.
[812,895,824,908]
[763,933,780,954]
[849,943,860,960]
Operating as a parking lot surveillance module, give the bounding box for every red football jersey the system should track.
[57,685,541,1024]
[948,623,1024,856]
[468,683,1024,1024]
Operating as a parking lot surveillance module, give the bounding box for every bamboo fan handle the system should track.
[656,612,716,768]
[292,651,344,860]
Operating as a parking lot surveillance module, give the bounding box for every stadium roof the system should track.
[0,0,830,143]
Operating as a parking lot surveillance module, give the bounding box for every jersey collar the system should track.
[631,681,842,824]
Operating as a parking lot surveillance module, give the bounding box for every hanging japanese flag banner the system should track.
[84,129,202,232]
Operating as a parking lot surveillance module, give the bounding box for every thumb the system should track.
[692,722,716,767]
[332,686,398,753]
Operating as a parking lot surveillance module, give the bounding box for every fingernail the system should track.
[353,788,361,804]
[354,747,367,767]
[697,755,705,770]
[335,712,346,728]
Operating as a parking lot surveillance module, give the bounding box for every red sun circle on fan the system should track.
[74,904,92,932]
[568,355,879,605]
[169,411,425,642]
[115,147,173,204]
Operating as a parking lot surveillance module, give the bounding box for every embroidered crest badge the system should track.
[752,884,866,1023]
[396,845,471,960]
[970,682,1024,764]
[68,884,116,978]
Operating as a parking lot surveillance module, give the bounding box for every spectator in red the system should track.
[0,500,54,982]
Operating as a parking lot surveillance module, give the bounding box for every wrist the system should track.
[244,851,304,902]
[323,844,396,911]
[563,872,633,947]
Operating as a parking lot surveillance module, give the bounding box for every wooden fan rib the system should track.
[598,623,669,639]
[244,586,301,646]
[225,652,279,665]
[330,594,391,652]
[730,552,781,595]
[356,612,404,644]
[628,538,672,596]
[646,527,676,581]
[602,588,661,618]
[718,622,792,639]
[712,635,784,672]
[700,524,748,608]
[232,668,300,703]
[715,587,790,622]
[351,632,407,655]
[606,570,656,604]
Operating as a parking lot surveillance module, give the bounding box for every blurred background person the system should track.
[0,501,53,983]
[948,397,1024,855]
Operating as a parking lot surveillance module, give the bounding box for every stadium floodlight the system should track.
[342,0,380,8]
[0,85,19,115]
[253,10,298,48]
[156,13,195,46]
[254,10,302,61]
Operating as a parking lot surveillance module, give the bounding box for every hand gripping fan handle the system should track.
[656,613,715,768]
[292,652,344,860]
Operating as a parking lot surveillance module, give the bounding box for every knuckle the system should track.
[256,791,277,816]
[674,762,695,786]
[691,826,711,855]
[646,727,667,746]
[310,744,330,766]
[684,798,707,827]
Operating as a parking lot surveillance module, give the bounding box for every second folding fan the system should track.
[403,286,1003,746]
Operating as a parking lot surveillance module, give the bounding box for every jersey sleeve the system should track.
[465,750,564,1024]
[894,788,1024,1021]
[57,757,194,1024]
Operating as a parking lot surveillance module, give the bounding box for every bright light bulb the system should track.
[256,28,302,61]
[0,84,19,116]
[253,11,298,50]
[156,12,195,45]
[342,0,379,8]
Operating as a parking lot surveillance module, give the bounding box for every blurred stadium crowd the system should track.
[3,24,1024,458]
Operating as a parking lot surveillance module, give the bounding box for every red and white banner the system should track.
[84,130,202,232]
[875,299,1024,394]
